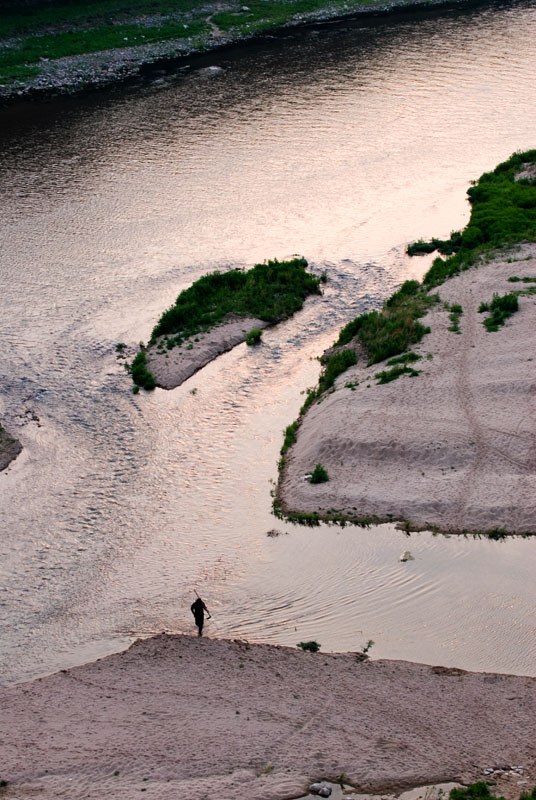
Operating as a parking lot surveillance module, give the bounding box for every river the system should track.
[1,0,536,685]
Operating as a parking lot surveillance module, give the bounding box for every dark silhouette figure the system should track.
[191,596,210,636]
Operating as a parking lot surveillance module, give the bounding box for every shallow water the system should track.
[1,0,536,685]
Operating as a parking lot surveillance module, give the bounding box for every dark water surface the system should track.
[1,0,536,685]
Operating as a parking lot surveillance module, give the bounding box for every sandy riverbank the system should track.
[1,633,535,799]
[0,0,487,103]
[0,425,21,472]
[278,243,536,535]
[147,315,269,389]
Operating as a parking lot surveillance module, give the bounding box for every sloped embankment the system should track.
[277,150,536,535]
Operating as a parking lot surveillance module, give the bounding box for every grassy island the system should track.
[276,149,536,535]
[132,257,321,390]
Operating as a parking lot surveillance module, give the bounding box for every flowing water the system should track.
[1,0,536,686]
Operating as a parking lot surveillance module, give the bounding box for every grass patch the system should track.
[246,328,263,346]
[450,784,536,800]
[0,19,210,82]
[508,275,536,282]
[374,364,420,384]
[310,463,329,483]
[131,351,156,390]
[478,291,519,332]
[420,149,536,288]
[281,421,298,456]
[336,280,438,366]
[297,640,320,652]
[407,231,462,257]
[301,348,357,412]
[386,351,421,366]
[447,302,463,333]
[151,258,320,341]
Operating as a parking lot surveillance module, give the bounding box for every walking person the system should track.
[191,595,211,636]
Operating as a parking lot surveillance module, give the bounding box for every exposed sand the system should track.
[146,315,269,389]
[0,425,22,472]
[1,634,535,800]
[278,244,536,534]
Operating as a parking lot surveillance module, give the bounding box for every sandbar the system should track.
[146,314,269,389]
[1,633,535,799]
[278,244,536,534]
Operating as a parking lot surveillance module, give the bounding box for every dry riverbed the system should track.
[1,633,535,799]
[278,243,536,535]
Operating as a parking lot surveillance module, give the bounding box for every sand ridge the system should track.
[1,634,535,799]
[146,314,269,389]
[278,244,536,534]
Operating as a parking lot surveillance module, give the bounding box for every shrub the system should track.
[310,463,329,484]
[480,291,519,331]
[246,329,262,346]
[131,352,156,390]
[297,640,320,652]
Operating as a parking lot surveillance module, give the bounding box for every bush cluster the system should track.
[336,280,437,365]
[131,352,156,390]
[151,258,320,341]
[310,463,329,483]
[420,150,536,288]
[407,231,462,256]
[246,329,263,346]
[479,291,519,331]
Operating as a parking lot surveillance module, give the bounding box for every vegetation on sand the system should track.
[335,280,438,365]
[151,258,320,344]
[276,150,536,531]
[447,302,463,333]
[246,329,263,346]
[131,351,156,390]
[310,463,329,484]
[297,640,320,652]
[478,292,519,332]
[374,364,420,384]
[450,783,536,800]
[415,149,536,288]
